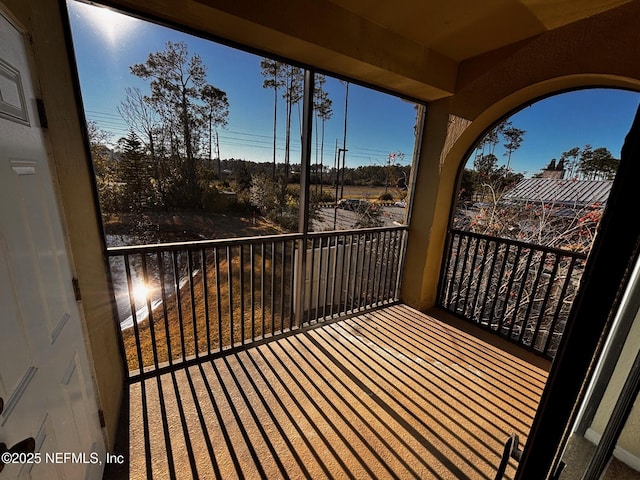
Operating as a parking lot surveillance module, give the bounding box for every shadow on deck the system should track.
[106,304,550,480]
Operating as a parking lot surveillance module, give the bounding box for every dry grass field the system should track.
[120,245,294,373]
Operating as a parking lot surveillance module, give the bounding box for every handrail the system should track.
[106,225,409,256]
[106,232,303,255]
[449,228,588,260]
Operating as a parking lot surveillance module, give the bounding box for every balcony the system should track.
[105,227,552,479]
[108,305,549,479]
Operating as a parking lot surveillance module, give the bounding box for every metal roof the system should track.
[503,178,612,207]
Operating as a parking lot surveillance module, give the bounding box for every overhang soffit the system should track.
[191,0,457,97]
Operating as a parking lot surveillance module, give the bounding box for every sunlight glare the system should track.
[133,282,150,304]
[72,1,138,47]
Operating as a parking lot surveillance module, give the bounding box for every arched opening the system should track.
[438,87,639,359]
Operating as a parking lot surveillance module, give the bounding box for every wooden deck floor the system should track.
[108,304,550,480]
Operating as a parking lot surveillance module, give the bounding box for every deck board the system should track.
[112,304,549,480]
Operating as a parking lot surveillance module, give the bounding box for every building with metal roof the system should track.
[503,178,612,207]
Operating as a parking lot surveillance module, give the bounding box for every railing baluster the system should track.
[380,230,389,304]
[377,231,386,305]
[186,250,198,358]
[461,236,481,317]
[498,244,522,334]
[360,232,369,306]
[261,242,266,338]
[469,237,487,321]
[201,249,211,355]
[519,251,548,345]
[308,236,316,324]
[378,230,386,305]
[227,245,234,347]
[140,253,159,370]
[532,253,560,352]
[366,233,376,306]
[356,233,367,310]
[239,244,245,345]
[157,251,172,366]
[214,247,223,352]
[288,239,295,329]
[329,235,339,318]
[123,254,143,373]
[544,256,580,356]
[509,248,536,337]
[343,234,353,312]
[391,230,400,301]
[270,241,276,335]
[315,236,323,321]
[453,233,473,314]
[390,230,401,302]
[490,243,511,331]
[372,230,382,306]
[280,242,287,330]
[387,229,399,302]
[350,233,360,312]
[445,233,463,309]
[478,240,500,328]
[383,230,393,304]
[250,243,255,342]
[323,235,331,319]
[171,251,186,363]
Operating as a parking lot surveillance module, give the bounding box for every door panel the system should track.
[0,9,105,480]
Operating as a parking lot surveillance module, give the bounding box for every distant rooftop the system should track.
[503,178,612,207]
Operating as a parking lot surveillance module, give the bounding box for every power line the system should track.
[85,108,414,165]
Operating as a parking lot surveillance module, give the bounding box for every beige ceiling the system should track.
[103,0,633,101]
[329,0,631,61]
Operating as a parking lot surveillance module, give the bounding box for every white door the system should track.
[0,9,105,480]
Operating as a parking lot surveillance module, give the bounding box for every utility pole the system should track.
[338,148,348,199]
[333,139,339,230]
[215,130,221,178]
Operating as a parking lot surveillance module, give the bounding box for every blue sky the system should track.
[66,0,639,177]
[66,0,417,171]
[494,88,640,176]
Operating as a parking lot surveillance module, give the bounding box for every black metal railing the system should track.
[107,225,408,378]
[438,229,588,359]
